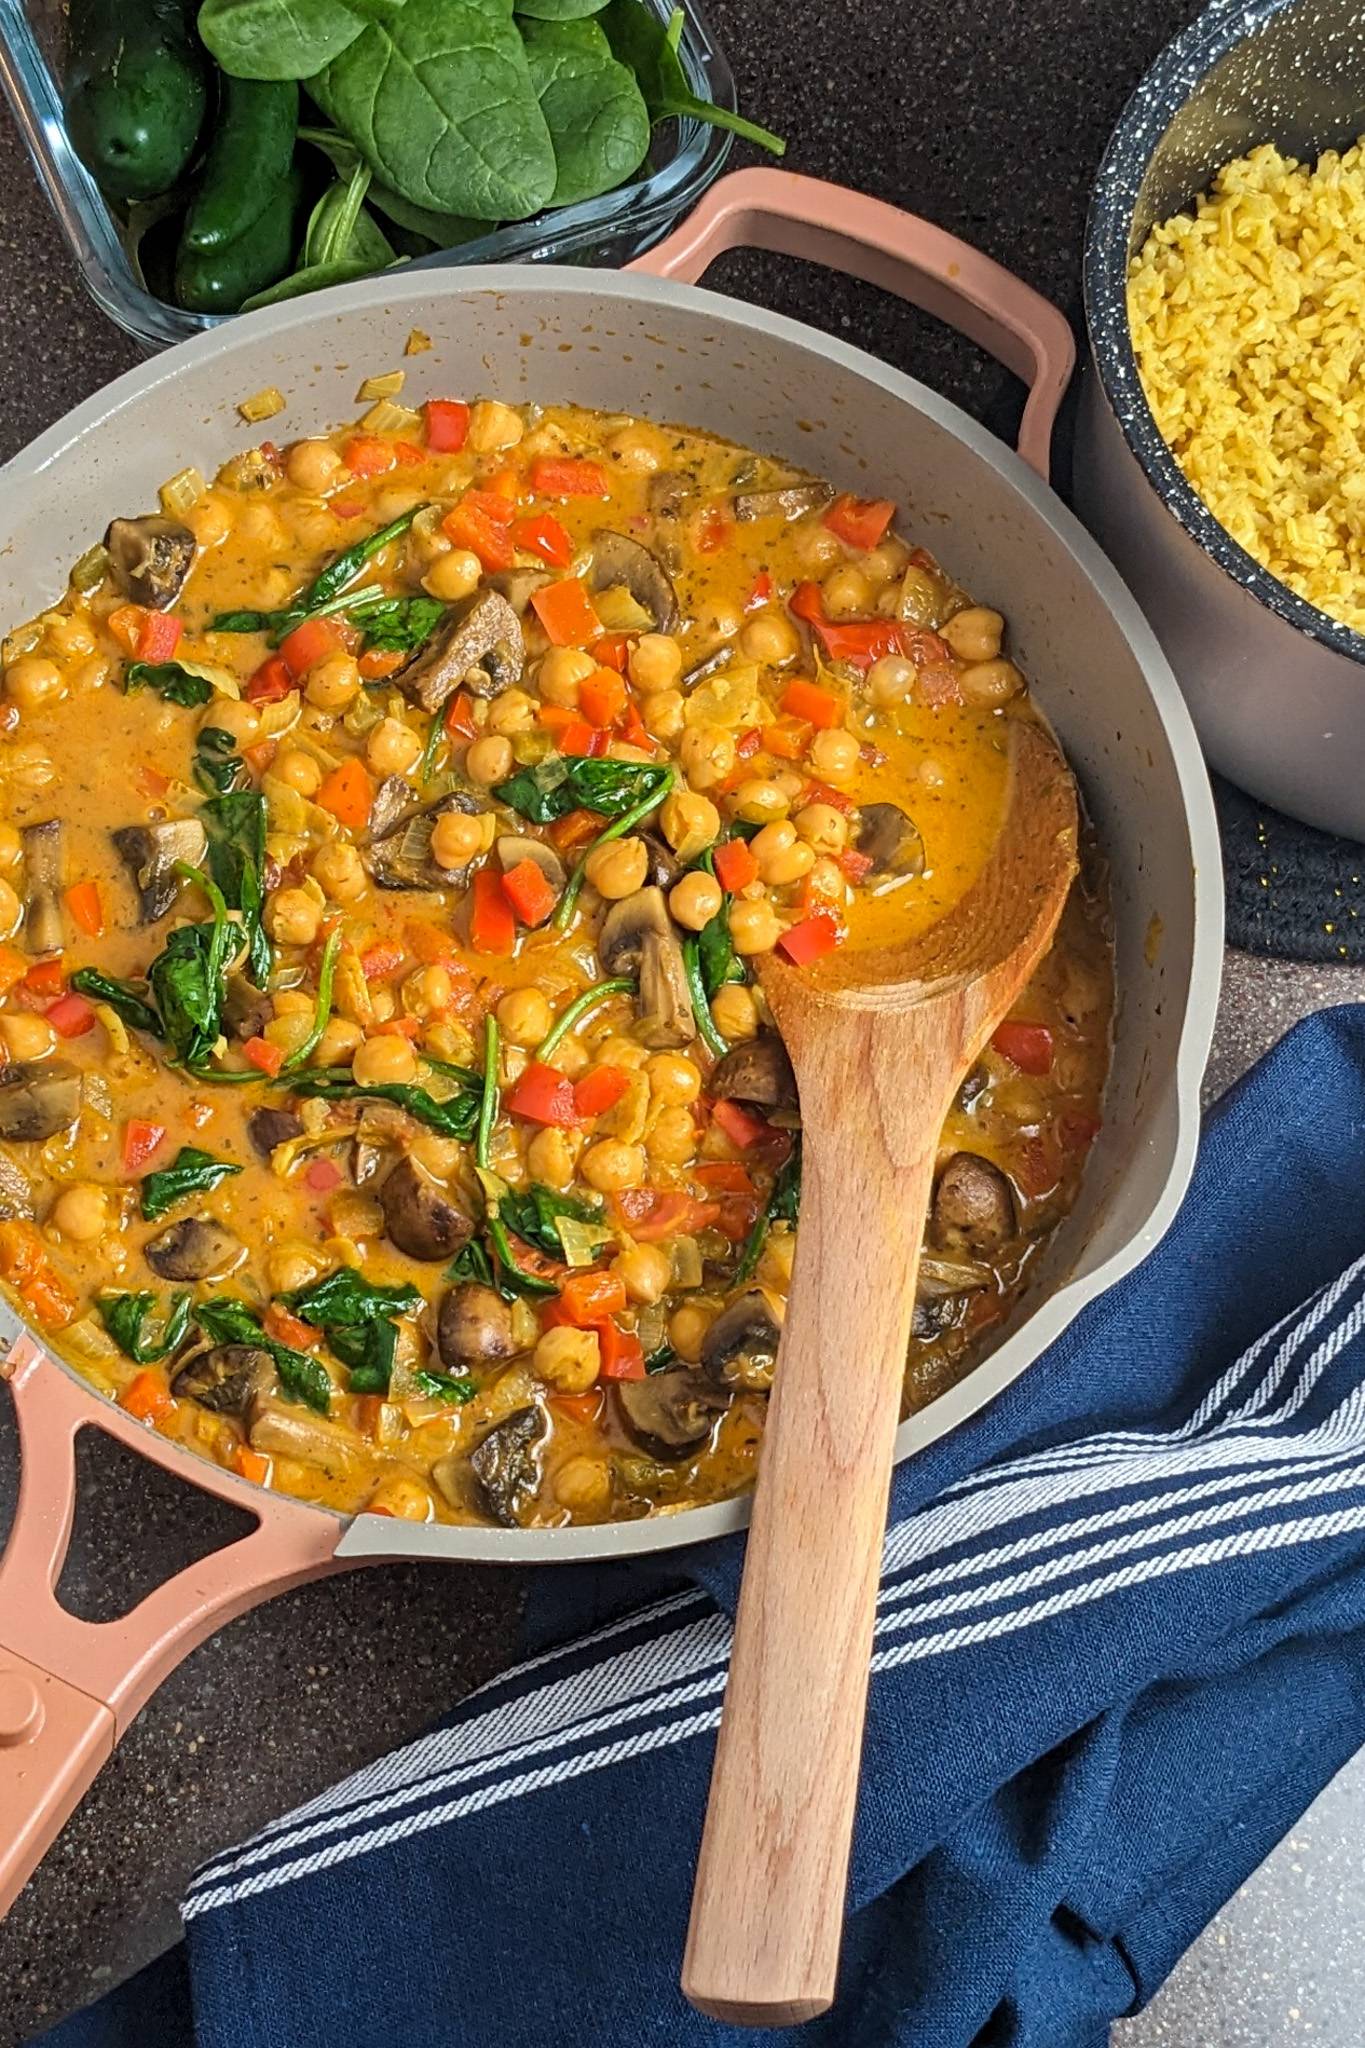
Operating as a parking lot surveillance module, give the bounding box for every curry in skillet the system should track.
[0,387,1111,1527]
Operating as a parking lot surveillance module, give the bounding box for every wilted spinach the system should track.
[287,1067,483,1139]
[97,1290,193,1364]
[736,1140,801,1284]
[347,594,445,653]
[124,660,214,707]
[494,755,669,825]
[194,1297,334,1413]
[68,969,162,1039]
[203,790,271,985]
[194,726,250,796]
[284,1269,422,1326]
[141,1147,243,1223]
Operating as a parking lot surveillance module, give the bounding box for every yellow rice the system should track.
[1127,137,1365,633]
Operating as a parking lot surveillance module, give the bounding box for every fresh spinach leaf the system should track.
[287,1068,482,1139]
[194,726,250,796]
[347,594,445,653]
[494,755,668,825]
[308,0,557,222]
[411,1366,478,1403]
[69,969,163,1039]
[735,1139,801,1284]
[203,791,271,985]
[97,1290,193,1364]
[602,0,785,154]
[141,1146,243,1223]
[194,1296,335,1413]
[198,0,369,81]
[521,17,650,206]
[304,157,373,265]
[125,661,214,707]
[284,1268,422,1326]
[242,258,382,310]
[517,0,610,18]
[331,1315,398,1393]
[367,181,483,246]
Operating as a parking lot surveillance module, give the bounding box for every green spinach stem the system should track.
[533,976,636,1063]
[682,935,729,1059]
[280,928,341,1075]
[553,766,676,932]
[477,1013,499,1171]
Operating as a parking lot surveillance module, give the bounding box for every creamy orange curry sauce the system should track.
[0,386,1111,1527]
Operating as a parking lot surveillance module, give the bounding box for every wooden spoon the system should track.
[682,715,1079,2026]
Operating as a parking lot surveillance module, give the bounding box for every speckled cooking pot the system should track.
[0,171,1221,1916]
[1080,0,1365,839]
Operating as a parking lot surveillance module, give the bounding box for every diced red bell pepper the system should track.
[504,1060,580,1127]
[556,719,604,758]
[360,941,406,982]
[442,500,515,572]
[122,1119,166,1173]
[63,881,103,938]
[463,487,517,527]
[823,494,896,550]
[424,399,471,452]
[573,1064,631,1119]
[578,667,627,728]
[264,1303,315,1351]
[548,807,605,853]
[137,610,182,662]
[592,632,633,673]
[696,507,732,554]
[694,1161,758,1194]
[781,677,844,729]
[531,577,601,649]
[598,1319,646,1380]
[789,582,906,671]
[746,571,773,609]
[20,958,64,1002]
[710,1098,771,1150]
[245,654,295,704]
[510,510,573,568]
[608,1189,719,1242]
[469,865,516,956]
[279,616,342,677]
[735,726,762,759]
[342,435,396,477]
[776,914,841,966]
[529,457,609,499]
[443,690,479,740]
[393,442,426,468]
[305,1158,343,1193]
[120,1370,174,1424]
[991,1020,1055,1075]
[713,839,758,892]
[243,1035,283,1077]
[358,648,405,681]
[501,858,558,928]
[46,992,96,1038]
[316,757,373,832]
[838,848,874,884]
[557,1270,627,1326]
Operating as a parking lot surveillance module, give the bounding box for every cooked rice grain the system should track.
[1128,138,1365,633]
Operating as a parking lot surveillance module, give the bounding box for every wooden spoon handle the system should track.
[683,1017,954,2025]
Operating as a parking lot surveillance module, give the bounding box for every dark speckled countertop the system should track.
[3,2,1365,2040]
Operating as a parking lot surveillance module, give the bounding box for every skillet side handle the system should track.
[0,1340,344,1918]
[627,167,1074,481]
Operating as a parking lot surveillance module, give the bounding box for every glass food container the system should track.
[0,0,736,351]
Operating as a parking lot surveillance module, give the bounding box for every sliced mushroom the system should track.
[144,1216,244,1282]
[112,818,208,923]
[732,481,833,522]
[367,773,413,843]
[247,1106,304,1160]
[364,786,486,891]
[597,887,695,1050]
[709,1034,797,1115]
[468,1405,547,1526]
[488,567,553,614]
[918,1252,993,1297]
[588,531,678,633]
[397,589,524,713]
[104,515,196,610]
[380,1156,473,1262]
[223,972,270,1043]
[172,1344,272,1416]
[21,821,63,955]
[0,1060,80,1142]
[614,1367,727,1460]
[700,1289,782,1392]
[912,1295,959,1342]
[930,1155,1016,1256]
[856,802,925,879]
[249,1397,354,1475]
[0,1151,33,1219]
[437,1282,516,1368]
[638,829,681,891]
[494,835,565,916]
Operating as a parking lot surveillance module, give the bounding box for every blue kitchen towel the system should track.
[43,1002,1365,2048]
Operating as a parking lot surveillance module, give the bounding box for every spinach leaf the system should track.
[697,897,744,1000]
[517,0,610,17]
[287,1068,482,1139]
[367,181,483,246]
[498,1183,602,1260]
[203,791,271,985]
[411,1366,478,1404]
[736,1139,801,1284]
[446,1235,511,1297]
[148,925,226,1066]
[283,1268,422,1326]
[308,0,557,222]
[304,157,373,265]
[331,1315,398,1393]
[97,1290,193,1364]
[69,969,162,1039]
[347,594,445,653]
[485,1213,559,1296]
[125,661,214,708]
[194,726,249,796]
[292,508,426,617]
[521,18,650,207]
[601,0,785,154]
[242,258,382,310]
[494,755,668,825]
[141,1146,243,1223]
[198,0,370,81]
[194,1297,334,1413]
[645,1344,676,1374]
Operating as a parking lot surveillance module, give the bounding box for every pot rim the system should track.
[0,261,1223,1566]
[1083,0,1365,668]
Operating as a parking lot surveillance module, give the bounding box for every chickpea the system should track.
[404,964,453,1017]
[205,697,264,747]
[312,842,367,903]
[645,1051,701,1106]
[235,500,285,550]
[607,422,664,473]
[959,657,1024,707]
[941,605,1005,664]
[527,1125,578,1190]
[315,1015,363,1065]
[697,597,743,643]
[0,826,20,867]
[353,1034,418,1087]
[186,492,235,548]
[729,898,783,955]
[668,870,722,932]
[286,439,346,493]
[275,747,322,796]
[679,725,735,793]
[366,717,423,778]
[5,656,63,711]
[656,790,716,855]
[863,537,909,585]
[46,614,95,659]
[808,728,860,784]
[367,1473,435,1522]
[70,655,114,696]
[408,1131,465,1179]
[739,611,801,666]
[0,878,20,941]
[497,986,552,1047]
[613,1241,672,1305]
[487,688,536,737]
[466,400,524,453]
[585,836,648,901]
[533,1324,601,1392]
[580,1138,646,1193]
[51,1184,111,1244]
[269,1245,325,1294]
[264,1007,313,1058]
[669,1302,712,1364]
[749,820,815,890]
[266,887,321,947]
[465,735,513,786]
[372,484,424,524]
[823,564,873,618]
[641,689,683,740]
[555,1455,613,1516]
[757,1224,798,1290]
[430,811,486,870]
[628,633,682,693]
[304,652,361,713]
[537,646,596,707]
[592,1033,648,1071]
[548,1035,589,1079]
[0,1012,55,1062]
[795,802,849,855]
[422,547,482,602]
[732,778,790,827]
[866,653,916,707]
[807,855,848,904]
[711,982,760,1042]
[645,1105,696,1166]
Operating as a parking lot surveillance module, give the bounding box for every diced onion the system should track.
[358,370,405,402]
[592,585,653,633]
[669,1236,704,1290]
[69,543,110,596]
[685,664,764,729]
[237,386,286,423]
[256,689,301,738]
[555,1215,615,1267]
[405,328,432,356]
[361,398,422,437]
[159,466,206,520]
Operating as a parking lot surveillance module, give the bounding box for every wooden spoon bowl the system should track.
[683,715,1079,2026]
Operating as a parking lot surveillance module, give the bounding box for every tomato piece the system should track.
[469,865,517,956]
[592,632,633,673]
[120,1370,174,1424]
[781,677,844,729]
[510,510,573,568]
[991,1020,1055,1075]
[709,1100,771,1151]
[531,577,602,649]
[316,757,373,831]
[243,1035,283,1077]
[360,941,406,982]
[279,616,342,677]
[63,881,103,938]
[121,1120,166,1172]
[608,1189,719,1242]
[424,399,470,452]
[342,435,397,477]
[573,1064,631,1119]
[245,654,295,704]
[777,914,841,966]
[823,493,896,550]
[558,1271,627,1326]
[501,858,558,928]
[598,1320,646,1380]
[443,690,478,740]
[46,992,96,1038]
[713,839,758,892]
[529,457,609,498]
[694,1160,757,1193]
[442,500,515,572]
[504,1061,580,1126]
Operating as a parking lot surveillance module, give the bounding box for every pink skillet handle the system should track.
[627,168,1074,480]
[0,1338,344,1917]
